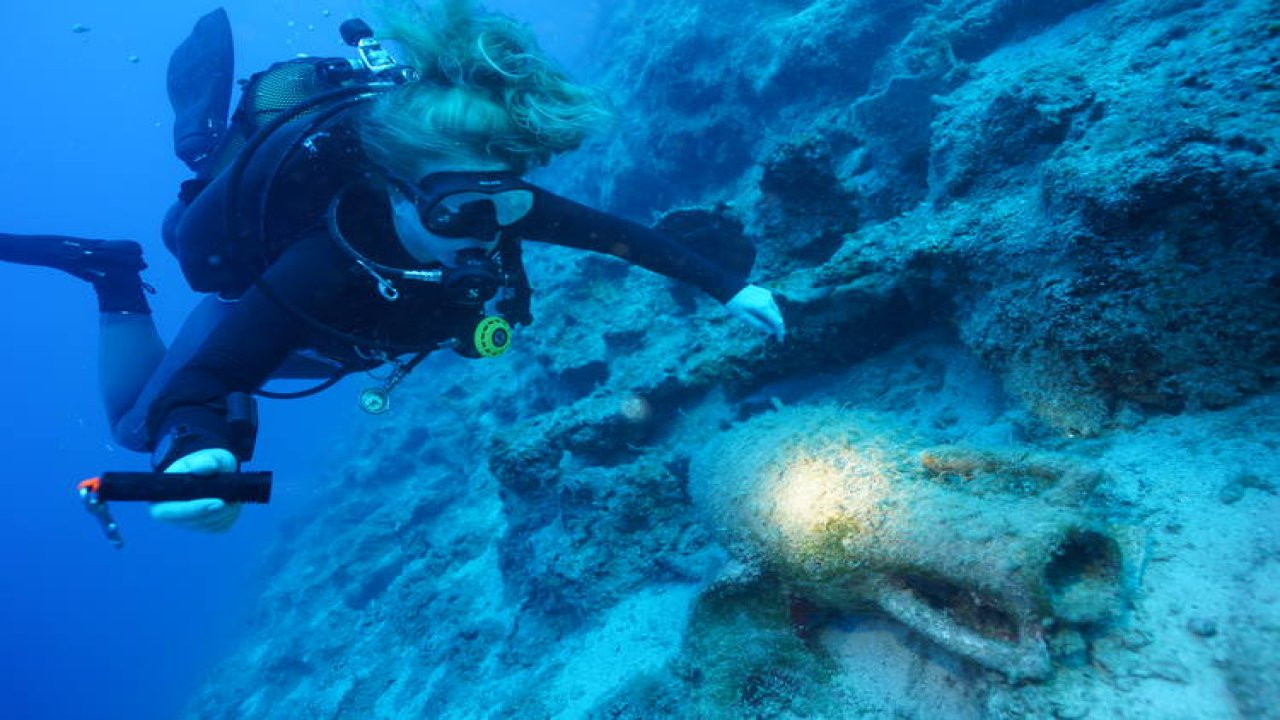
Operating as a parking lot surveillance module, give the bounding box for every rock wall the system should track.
[554,0,1280,436]
[184,0,1280,717]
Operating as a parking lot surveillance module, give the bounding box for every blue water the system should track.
[0,2,595,718]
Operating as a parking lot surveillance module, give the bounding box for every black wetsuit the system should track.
[147,171,749,467]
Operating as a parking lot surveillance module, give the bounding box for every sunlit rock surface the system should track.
[186,0,1279,717]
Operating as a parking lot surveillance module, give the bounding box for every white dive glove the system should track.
[149,447,242,533]
[727,284,786,340]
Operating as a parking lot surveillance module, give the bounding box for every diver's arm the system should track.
[145,233,353,468]
[512,188,748,303]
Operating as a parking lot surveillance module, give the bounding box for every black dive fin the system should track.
[654,207,757,278]
[168,7,234,173]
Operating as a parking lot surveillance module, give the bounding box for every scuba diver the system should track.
[0,2,785,535]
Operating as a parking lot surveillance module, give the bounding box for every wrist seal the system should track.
[151,392,259,470]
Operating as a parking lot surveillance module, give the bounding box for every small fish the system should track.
[127,55,140,64]
[71,23,91,34]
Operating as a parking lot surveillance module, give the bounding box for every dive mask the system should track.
[390,172,534,266]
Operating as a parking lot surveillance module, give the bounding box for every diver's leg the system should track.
[99,313,166,424]
[110,295,235,451]
[0,232,160,422]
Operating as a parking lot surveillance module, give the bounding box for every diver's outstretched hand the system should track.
[727,285,786,340]
[150,448,242,533]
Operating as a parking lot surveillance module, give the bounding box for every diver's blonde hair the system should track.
[358,0,613,176]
